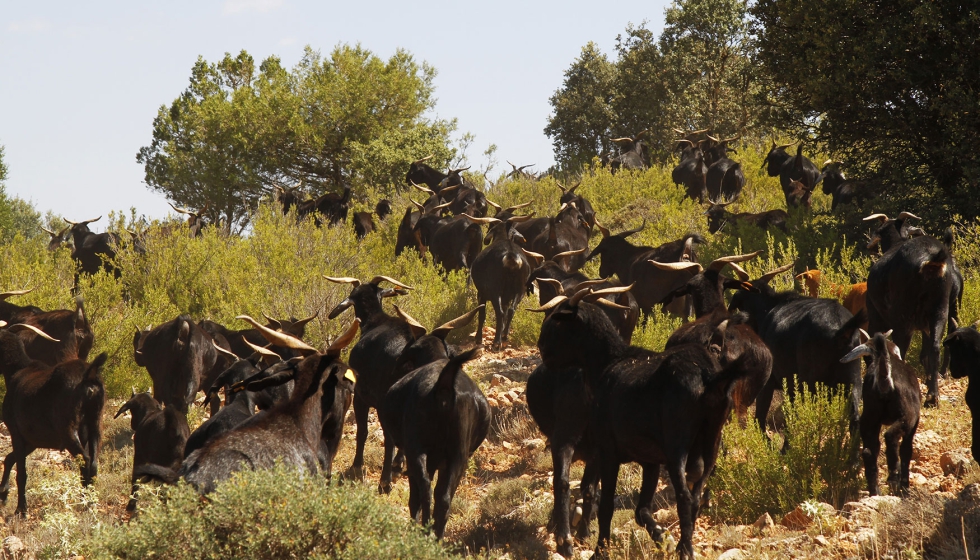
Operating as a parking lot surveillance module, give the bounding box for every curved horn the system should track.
[590,284,634,297]
[552,248,586,260]
[706,134,720,143]
[593,216,610,238]
[593,297,631,310]
[503,202,532,213]
[650,261,704,274]
[326,318,360,356]
[897,212,921,221]
[323,276,362,287]
[706,251,762,272]
[522,249,545,266]
[410,182,434,195]
[775,140,799,150]
[211,340,240,361]
[610,137,632,143]
[528,295,568,312]
[757,263,795,285]
[674,139,694,148]
[412,154,434,165]
[721,134,740,144]
[863,213,890,222]
[6,323,60,342]
[840,344,872,363]
[536,278,566,295]
[392,305,426,336]
[485,199,502,210]
[461,214,501,225]
[236,315,318,352]
[619,220,646,238]
[168,202,192,215]
[568,288,592,307]
[368,276,414,290]
[555,182,568,193]
[0,288,34,301]
[431,304,485,335]
[41,226,58,236]
[262,313,283,331]
[244,339,283,360]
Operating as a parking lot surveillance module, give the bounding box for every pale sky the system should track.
[1,1,669,229]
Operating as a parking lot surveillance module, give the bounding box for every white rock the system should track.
[3,536,26,558]
[717,549,745,560]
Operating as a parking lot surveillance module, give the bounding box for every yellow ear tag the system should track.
[344,369,357,383]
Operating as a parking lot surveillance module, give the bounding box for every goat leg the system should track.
[475,299,487,347]
[667,457,695,560]
[899,424,916,496]
[593,456,620,558]
[379,436,395,495]
[576,458,600,540]
[861,422,882,496]
[634,463,665,542]
[550,443,576,558]
[347,395,369,480]
[0,451,15,502]
[15,451,29,515]
[884,424,908,496]
[432,460,465,539]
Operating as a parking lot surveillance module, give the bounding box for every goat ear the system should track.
[74,296,87,330]
[709,320,729,355]
[86,353,108,380]
[437,347,482,392]
[178,319,191,343]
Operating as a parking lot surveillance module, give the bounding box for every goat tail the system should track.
[133,464,180,484]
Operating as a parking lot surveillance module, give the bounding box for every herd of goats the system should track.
[3,130,980,559]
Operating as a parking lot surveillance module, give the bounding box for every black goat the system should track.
[761,141,821,208]
[943,322,980,460]
[703,199,788,234]
[41,226,71,251]
[659,252,760,319]
[667,307,773,428]
[0,323,106,514]
[353,200,393,239]
[864,212,925,254]
[588,221,705,318]
[168,202,209,237]
[325,275,415,480]
[115,391,189,511]
[865,216,956,407]
[704,136,744,203]
[136,320,359,493]
[536,288,756,559]
[395,207,423,257]
[18,296,93,366]
[134,315,221,413]
[672,140,708,202]
[467,215,541,350]
[529,204,590,272]
[555,182,596,230]
[0,289,42,324]
[65,216,120,285]
[841,330,920,495]
[729,264,867,431]
[380,346,489,538]
[820,161,871,210]
[423,214,484,272]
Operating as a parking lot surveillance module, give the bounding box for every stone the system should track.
[909,472,929,487]
[940,448,973,477]
[813,535,830,547]
[753,512,775,532]
[502,441,514,450]
[507,390,521,403]
[781,502,833,530]
[912,429,942,460]
[3,536,26,559]
[717,549,745,560]
[486,397,499,408]
[490,374,507,388]
[523,438,546,451]
[960,482,980,503]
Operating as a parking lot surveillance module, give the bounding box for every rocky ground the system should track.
[0,331,977,559]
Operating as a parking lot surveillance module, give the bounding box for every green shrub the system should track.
[710,381,862,523]
[84,465,452,560]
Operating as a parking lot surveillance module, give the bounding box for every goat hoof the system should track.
[126,499,137,512]
[647,523,667,542]
[378,482,392,495]
[923,393,939,408]
[556,537,574,558]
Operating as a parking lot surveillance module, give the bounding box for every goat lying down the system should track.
[136,319,359,493]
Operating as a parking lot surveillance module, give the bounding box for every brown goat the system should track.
[795,269,867,320]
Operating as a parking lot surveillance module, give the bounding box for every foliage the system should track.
[545,0,765,170]
[543,43,618,171]
[710,382,862,523]
[137,46,457,233]
[751,0,980,223]
[84,464,452,559]
[0,145,43,243]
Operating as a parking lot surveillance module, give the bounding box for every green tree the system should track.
[544,43,618,171]
[0,145,42,243]
[138,46,456,233]
[546,1,764,171]
[751,0,980,221]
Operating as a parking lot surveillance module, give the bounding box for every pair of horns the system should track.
[529,284,634,312]
[0,288,34,301]
[393,304,485,338]
[63,216,101,226]
[169,202,207,217]
[863,211,920,223]
[594,218,645,240]
[412,154,435,165]
[323,275,414,290]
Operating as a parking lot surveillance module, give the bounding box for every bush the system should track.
[710,381,862,523]
[84,465,452,559]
